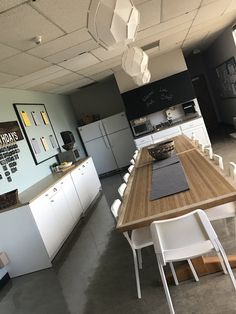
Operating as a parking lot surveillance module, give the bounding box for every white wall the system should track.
[114,49,187,93]
[204,25,236,124]
[0,88,84,194]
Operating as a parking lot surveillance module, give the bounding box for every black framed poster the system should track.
[14,103,60,165]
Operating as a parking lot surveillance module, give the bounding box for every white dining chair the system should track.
[204,146,213,159]
[110,200,179,299]
[150,209,236,314]
[229,162,236,181]
[133,150,138,160]
[123,172,130,183]
[128,165,134,173]
[130,158,135,165]
[213,153,224,171]
[118,183,127,198]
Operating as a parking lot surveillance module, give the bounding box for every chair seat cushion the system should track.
[164,240,213,262]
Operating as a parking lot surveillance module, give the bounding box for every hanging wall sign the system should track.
[0,121,24,146]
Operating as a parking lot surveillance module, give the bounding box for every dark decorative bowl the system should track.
[148,140,175,161]
[62,143,74,151]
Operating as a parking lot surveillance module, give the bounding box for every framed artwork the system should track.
[215,57,236,98]
[14,103,60,165]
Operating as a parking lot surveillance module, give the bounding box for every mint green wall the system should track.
[0,87,85,194]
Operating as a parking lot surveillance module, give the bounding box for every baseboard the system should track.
[0,272,10,290]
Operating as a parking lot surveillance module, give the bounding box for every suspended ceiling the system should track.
[0,0,235,94]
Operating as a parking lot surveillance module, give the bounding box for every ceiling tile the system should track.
[17,69,74,89]
[49,73,84,85]
[162,0,201,22]
[136,10,197,41]
[0,43,20,61]
[133,21,192,49]
[136,0,161,30]
[0,53,51,76]
[49,78,94,94]
[31,0,90,33]
[0,0,27,13]
[0,72,18,84]
[27,28,91,58]
[224,0,236,14]
[160,29,189,50]
[59,53,100,71]
[193,0,232,25]
[44,40,99,64]
[1,65,62,87]
[90,70,114,81]
[91,46,125,61]
[0,4,65,51]
[29,82,60,92]
[78,56,121,76]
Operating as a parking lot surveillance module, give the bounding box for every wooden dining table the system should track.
[116,135,236,281]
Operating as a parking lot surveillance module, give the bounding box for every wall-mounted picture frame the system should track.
[14,103,60,165]
[215,57,236,99]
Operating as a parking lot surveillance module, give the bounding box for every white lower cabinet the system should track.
[180,118,211,146]
[59,174,83,222]
[70,157,101,213]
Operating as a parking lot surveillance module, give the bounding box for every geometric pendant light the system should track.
[133,68,151,86]
[87,0,140,50]
[121,47,149,77]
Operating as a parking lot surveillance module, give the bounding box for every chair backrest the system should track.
[229,162,236,181]
[128,165,134,173]
[204,146,213,159]
[213,153,224,170]
[123,172,130,183]
[118,183,127,198]
[110,199,122,220]
[130,159,135,165]
[150,209,219,264]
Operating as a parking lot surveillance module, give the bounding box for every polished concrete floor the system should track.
[1,130,236,314]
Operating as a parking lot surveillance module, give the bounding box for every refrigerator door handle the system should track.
[99,121,106,136]
[104,136,111,149]
[106,134,113,148]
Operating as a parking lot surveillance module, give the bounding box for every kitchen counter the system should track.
[134,114,201,139]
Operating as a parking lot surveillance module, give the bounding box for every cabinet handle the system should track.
[51,200,54,203]
[53,188,57,192]
[61,182,64,185]
[45,194,49,197]
[82,165,85,168]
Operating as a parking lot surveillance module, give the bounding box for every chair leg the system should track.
[217,252,227,274]
[187,259,199,282]
[132,249,142,298]
[137,249,143,270]
[217,242,236,290]
[169,262,179,286]
[158,263,175,314]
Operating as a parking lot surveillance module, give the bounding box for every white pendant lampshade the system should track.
[134,68,151,86]
[87,0,140,50]
[122,47,149,77]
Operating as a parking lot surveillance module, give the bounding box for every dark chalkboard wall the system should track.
[121,70,195,120]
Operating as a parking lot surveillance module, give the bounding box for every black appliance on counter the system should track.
[57,131,80,163]
[121,70,195,120]
[182,101,196,115]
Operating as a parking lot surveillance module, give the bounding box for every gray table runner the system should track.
[150,159,189,200]
[152,152,179,170]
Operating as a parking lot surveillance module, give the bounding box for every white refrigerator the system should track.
[78,112,136,175]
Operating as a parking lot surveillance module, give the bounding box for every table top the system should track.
[116,135,236,232]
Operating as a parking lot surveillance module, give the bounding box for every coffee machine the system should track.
[57,131,80,163]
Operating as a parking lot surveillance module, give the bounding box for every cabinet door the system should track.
[30,195,60,259]
[71,166,91,212]
[49,186,75,243]
[59,175,83,223]
[182,126,210,146]
[84,158,101,200]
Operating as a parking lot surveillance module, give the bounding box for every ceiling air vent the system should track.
[141,40,160,51]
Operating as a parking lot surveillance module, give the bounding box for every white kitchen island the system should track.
[0,157,101,278]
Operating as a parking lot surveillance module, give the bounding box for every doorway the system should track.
[192,75,218,131]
